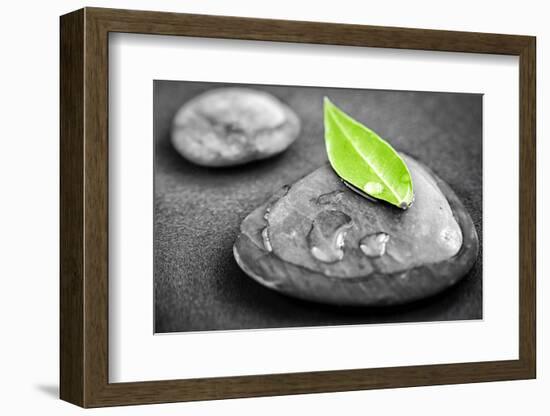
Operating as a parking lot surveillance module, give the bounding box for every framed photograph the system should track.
[60,7,536,408]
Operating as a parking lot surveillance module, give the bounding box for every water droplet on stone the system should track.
[261,227,272,252]
[364,182,384,195]
[360,232,390,258]
[307,210,352,263]
[316,190,344,205]
[440,227,461,252]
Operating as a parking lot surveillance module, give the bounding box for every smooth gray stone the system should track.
[171,88,301,167]
[233,155,479,306]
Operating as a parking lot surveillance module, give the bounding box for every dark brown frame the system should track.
[60,7,536,408]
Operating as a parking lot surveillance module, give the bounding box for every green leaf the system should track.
[323,97,414,209]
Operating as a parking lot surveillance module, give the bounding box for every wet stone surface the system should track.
[234,155,479,306]
[171,88,301,167]
[360,232,390,258]
[307,210,352,263]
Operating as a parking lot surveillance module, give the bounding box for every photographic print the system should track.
[154,81,482,334]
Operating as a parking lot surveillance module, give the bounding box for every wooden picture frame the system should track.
[60,7,536,408]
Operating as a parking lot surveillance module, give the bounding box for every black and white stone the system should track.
[233,155,479,306]
[171,88,301,167]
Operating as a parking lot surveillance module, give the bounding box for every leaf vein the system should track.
[329,109,402,201]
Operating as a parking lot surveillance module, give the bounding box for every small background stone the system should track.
[154,80,482,333]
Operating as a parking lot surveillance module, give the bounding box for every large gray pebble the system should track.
[171,88,300,167]
[233,155,479,306]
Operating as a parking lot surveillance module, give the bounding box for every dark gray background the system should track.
[154,81,482,333]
